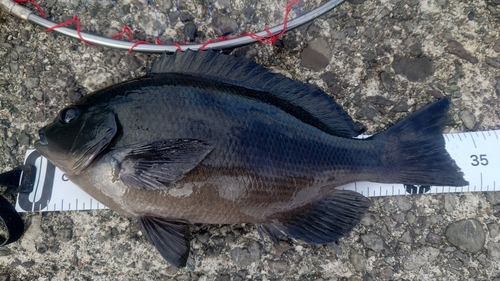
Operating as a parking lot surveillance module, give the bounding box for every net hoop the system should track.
[1,0,345,53]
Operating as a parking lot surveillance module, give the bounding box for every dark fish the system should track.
[35,51,467,268]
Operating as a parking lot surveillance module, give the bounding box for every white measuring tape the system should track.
[15,130,500,212]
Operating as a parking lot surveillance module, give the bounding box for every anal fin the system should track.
[257,190,371,244]
[138,216,191,268]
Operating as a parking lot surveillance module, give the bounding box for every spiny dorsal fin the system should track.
[149,50,359,138]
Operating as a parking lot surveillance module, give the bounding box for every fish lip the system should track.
[35,129,48,147]
[34,139,47,146]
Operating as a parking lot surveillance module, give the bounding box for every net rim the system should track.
[3,0,345,53]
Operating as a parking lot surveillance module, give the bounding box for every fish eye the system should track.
[59,107,79,124]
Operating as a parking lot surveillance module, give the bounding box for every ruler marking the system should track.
[470,133,477,148]
[445,134,450,142]
[457,133,463,141]
[494,130,498,139]
[481,173,483,191]
[76,199,78,211]
[481,131,486,140]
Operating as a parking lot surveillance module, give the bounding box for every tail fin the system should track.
[372,98,468,186]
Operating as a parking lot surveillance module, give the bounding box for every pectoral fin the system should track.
[138,216,191,268]
[257,190,371,244]
[111,139,212,190]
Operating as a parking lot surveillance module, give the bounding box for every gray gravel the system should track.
[1,0,500,280]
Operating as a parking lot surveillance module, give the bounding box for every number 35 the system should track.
[471,154,488,166]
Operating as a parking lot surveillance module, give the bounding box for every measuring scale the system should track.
[15,130,500,212]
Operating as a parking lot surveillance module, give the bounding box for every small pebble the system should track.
[495,77,500,96]
[231,242,261,267]
[445,219,485,253]
[379,71,393,90]
[212,13,238,36]
[267,260,288,271]
[486,192,500,205]
[300,38,332,71]
[445,39,479,64]
[403,247,440,270]
[485,56,500,69]
[392,55,434,82]
[426,232,441,245]
[121,55,143,71]
[459,110,476,129]
[361,233,384,252]
[488,223,499,238]
[24,77,40,89]
[32,90,44,100]
[349,249,366,272]
[487,241,500,259]
[493,40,500,52]
[399,230,413,244]
[184,22,197,41]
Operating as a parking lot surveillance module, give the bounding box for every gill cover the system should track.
[36,106,117,175]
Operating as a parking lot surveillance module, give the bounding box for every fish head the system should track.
[35,105,118,175]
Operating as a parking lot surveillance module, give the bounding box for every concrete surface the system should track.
[1,0,500,280]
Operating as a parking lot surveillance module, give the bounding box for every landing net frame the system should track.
[1,0,346,53]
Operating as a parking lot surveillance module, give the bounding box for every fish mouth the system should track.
[35,128,48,147]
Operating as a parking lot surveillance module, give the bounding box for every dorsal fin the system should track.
[149,50,359,138]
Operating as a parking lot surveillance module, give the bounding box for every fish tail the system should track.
[372,98,468,186]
